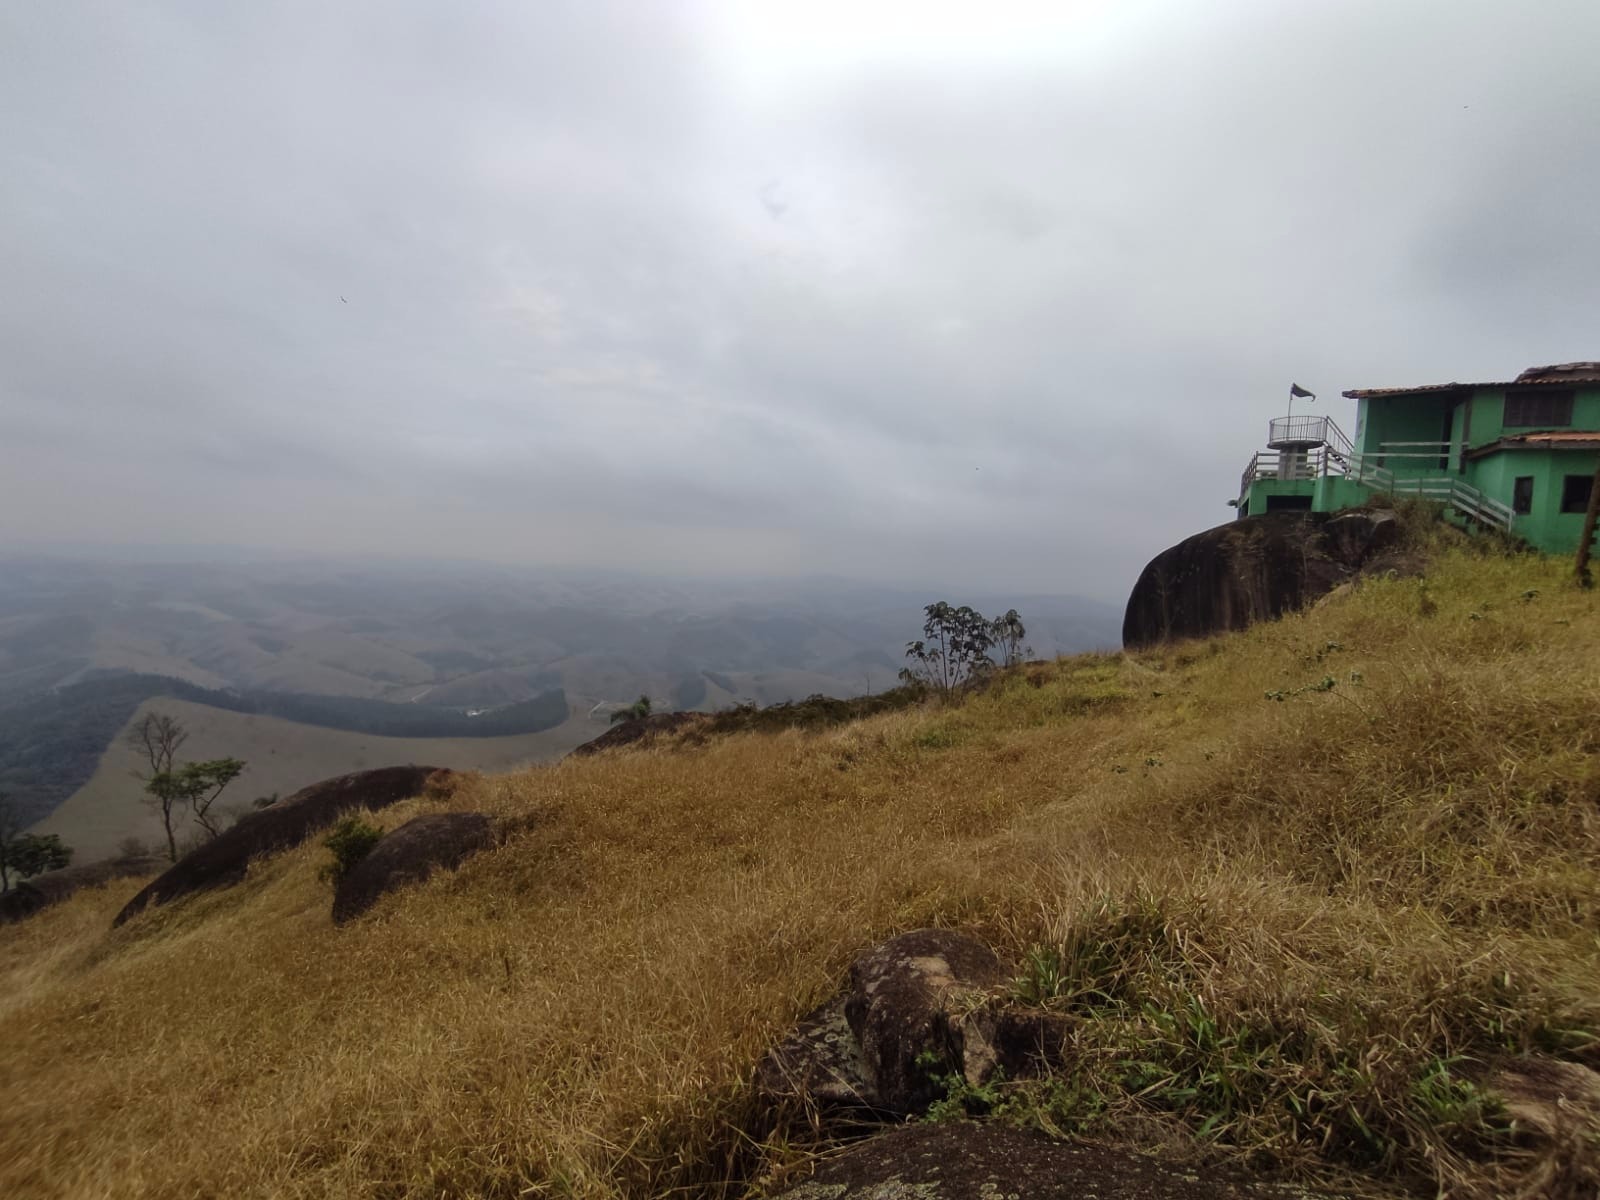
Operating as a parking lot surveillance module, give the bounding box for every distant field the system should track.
[31,697,600,861]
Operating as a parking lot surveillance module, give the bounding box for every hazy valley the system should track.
[0,554,1120,853]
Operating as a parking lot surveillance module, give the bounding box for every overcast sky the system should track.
[4,1,1599,600]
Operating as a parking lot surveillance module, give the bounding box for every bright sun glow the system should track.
[706,0,1130,78]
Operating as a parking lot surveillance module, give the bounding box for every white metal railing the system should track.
[1343,453,1515,530]
[1266,414,1355,455]
[1237,438,1515,532]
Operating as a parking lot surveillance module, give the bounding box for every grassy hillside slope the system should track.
[31,697,599,860]
[1,549,1597,1199]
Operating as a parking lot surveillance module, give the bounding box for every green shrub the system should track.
[319,816,383,884]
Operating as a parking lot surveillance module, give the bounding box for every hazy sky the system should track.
[4,1,1599,600]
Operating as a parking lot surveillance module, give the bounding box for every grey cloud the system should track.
[5,0,1600,599]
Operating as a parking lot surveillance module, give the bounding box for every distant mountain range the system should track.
[0,555,1121,706]
[0,554,1123,834]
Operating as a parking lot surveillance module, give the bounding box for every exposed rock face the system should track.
[113,765,451,926]
[332,811,495,924]
[771,1121,1332,1199]
[1123,510,1403,648]
[0,853,167,923]
[757,994,880,1114]
[845,929,1007,1114]
[568,712,702,757]
[759,928,1059,1118]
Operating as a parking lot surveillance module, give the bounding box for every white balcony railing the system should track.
[1237,436,1514,532]
[1268,414,1349,450]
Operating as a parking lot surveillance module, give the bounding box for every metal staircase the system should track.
[1238,416,1517,533]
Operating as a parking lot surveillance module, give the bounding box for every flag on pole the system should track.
[1289,383,1316,400]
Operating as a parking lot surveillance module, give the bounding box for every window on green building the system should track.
[1504,388,1574,428]
[1512,476,1534,515]
[1561,474,1594,514]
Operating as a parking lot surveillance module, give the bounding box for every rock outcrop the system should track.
[770,1121,1331,1199]
[844,929,1007,1113]
[759,928,1059,1117]
[331,811,496,923]
[1123,509,1405,648]
[569,712,702,757]
[0,853,167,923]
[113,765,451,926]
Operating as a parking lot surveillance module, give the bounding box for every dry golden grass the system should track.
[2,546,1598,1199]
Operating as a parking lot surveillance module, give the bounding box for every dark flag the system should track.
[1289,383,1315,400]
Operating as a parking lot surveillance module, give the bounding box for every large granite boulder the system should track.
[759,929,1060,1118]
[113,765,450,926]
[0,853,167,923]
[845,929,1007,1114]
[758,993,880,1114]
[331,811,496,924]
[1122,510,1404,648]
[771,1121,1334,1199]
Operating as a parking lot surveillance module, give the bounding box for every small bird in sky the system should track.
[340,296,348,303]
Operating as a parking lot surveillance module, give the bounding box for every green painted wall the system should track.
[1464,385,1600,446]
[1238,383,1599,554]
[1242,477,1315,516]
[1346,386,1598,552]
[1314,476,1371,513]
[1476,448,1599,554]
[1356,394,1456,460]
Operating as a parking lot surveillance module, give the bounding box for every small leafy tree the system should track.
[180,758,247,839]
[144,771,189,863]
[6,833,71,880]
[144,757,247,860]
[610,695,653,725]
[991,608,1029,668]
[320,816,384,884]
[0,796,71,892]
[901,602,998,696]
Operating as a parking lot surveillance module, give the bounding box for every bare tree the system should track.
[127,711,188,780]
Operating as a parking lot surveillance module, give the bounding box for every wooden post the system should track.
[1577,461,1600,587]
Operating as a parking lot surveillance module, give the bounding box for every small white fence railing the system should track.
[1238,438,1515,532]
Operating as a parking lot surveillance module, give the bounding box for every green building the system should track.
[1234,362,1600,554]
